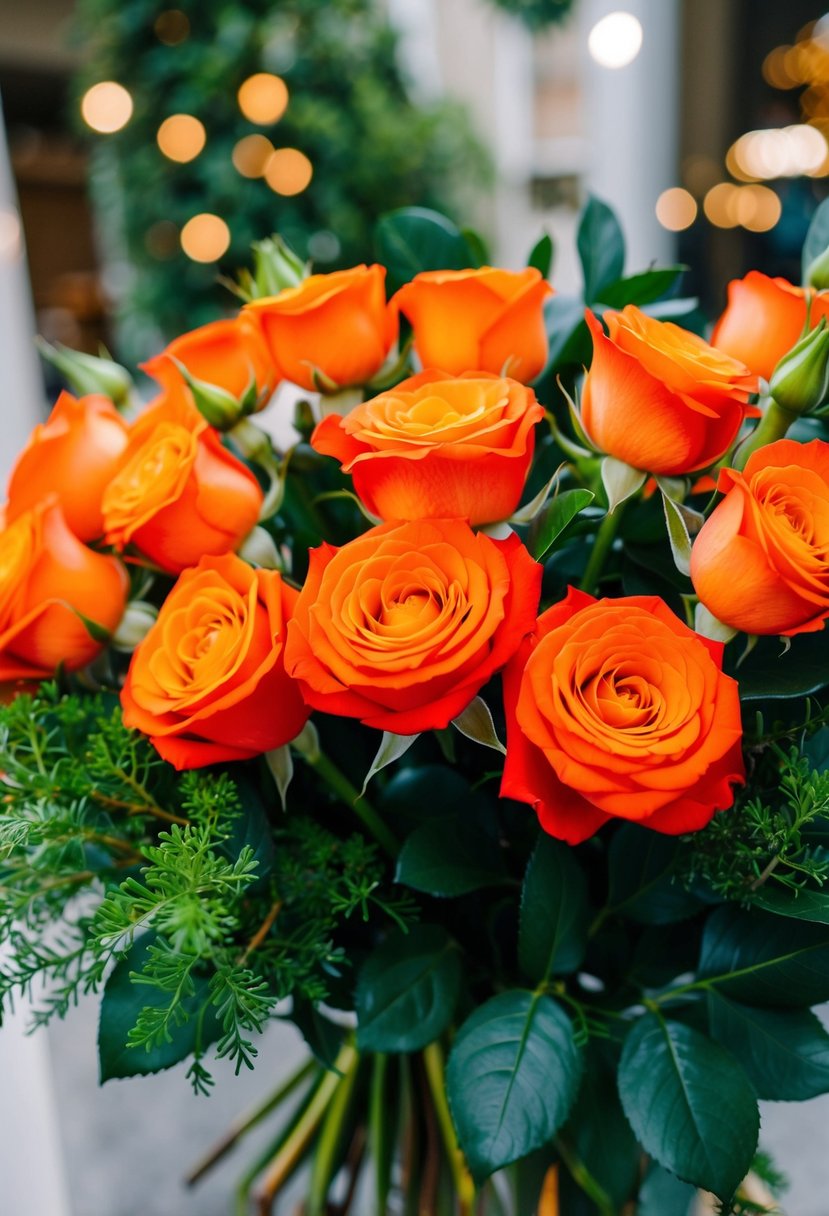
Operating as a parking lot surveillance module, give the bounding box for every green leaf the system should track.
[290,998,345,1071]
[803,197,829,280]
[395,807,507,897]
[446,990,582,1182]
[730,631,829,700]
[699,904,829,1006]
[378,764,468,823]
[749,885,829,924]
[601,457,646,513]
[661,493,703,578]
[531,488,595,560]
[805,726,829,772]
[451,695,506,754]
[544,294,592,374]
[637,1165,696,1216]
[508,463,565,526]
[98,937,219,1082]
[519,835,589,980]
[460,226,489,266]
[374,207,477,294]
[562,1043,639,1209]
[618,1014,758,1202]
[577,196,625,303]
[607,824,703,925]
[355,924,460,1052]
[360,731,419,797]
[527,231,554,278]
[708,990,829,1100]
[595,267,686,309]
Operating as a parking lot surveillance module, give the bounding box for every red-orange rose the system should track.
[6,392,128,541]
[392,267,552,382]
[121,554,309,768]
[244,265,397,392]
[141,314,278,409]
[501,588,744,844]
[0,499,128,681]
[311,370,544,524]
[690,438,829,636]
[711,271,829,382]
[102,393,263,573]
[284,519,542,734]
[581,306,759,475]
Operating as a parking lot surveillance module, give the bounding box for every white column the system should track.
[580,0,681,271]
[0,103,71,1216]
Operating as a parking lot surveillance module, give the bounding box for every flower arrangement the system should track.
[3,199,829,1216]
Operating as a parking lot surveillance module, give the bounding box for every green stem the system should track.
[422,1041,476,1216]
[579,504,624,594]
[554,1136,616,1216]
[305,1044,362,1216]
[308,751,400,857]
[733,397,799,471]
[369,1054,394,1214]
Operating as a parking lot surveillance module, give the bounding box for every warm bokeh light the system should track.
[232,134,275,178]
[80,82,133,134]
[727,125,828,180]
[738,185,782,232]
[237,73,289,124]
[655,187,697,231]
[156,114,206,163]
[703,183,739,228]
[587,12,643,69]
[154,9,190,45]
[763,45,798,89]
[265,148,313,196]
[180,214,231,263]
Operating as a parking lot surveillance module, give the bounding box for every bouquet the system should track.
[3,197,829,1216]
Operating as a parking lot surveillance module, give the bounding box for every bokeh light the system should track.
[156,114,206,163]
[80,82,133,134]
[655,187,697,231]
[265,148,313,196]
[180,214,231,263]
[703,183,739,228]
[587,12,643,69]
[727,125,828,180]
[237,74,289,124]
[232,134,275,178]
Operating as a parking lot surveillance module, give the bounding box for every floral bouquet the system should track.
[3,198,829,1216]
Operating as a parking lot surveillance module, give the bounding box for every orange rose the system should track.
[102,393,263,573]
[141,314,278,409]
[690,438,829,636]
[6,392,128,541]
[501,588,744,844]
[244,265,397,392]
[711,271,829,382]
[581,307,759,476]
[392,267,553,382]
[311,370,544,524]
[284,519,542,734]
[0,499,128,681]
[121,554,309,769]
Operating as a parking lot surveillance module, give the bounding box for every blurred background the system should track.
[2,1,829,1213]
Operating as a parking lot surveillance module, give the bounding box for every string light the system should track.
[237,74,289,124]
[180,214,230,263]
[157,114,206,163]
[265,148,313,195]
[655,188,697,232]
[232,134,275,178]
[587,12,643,69]
[81,82,133,134]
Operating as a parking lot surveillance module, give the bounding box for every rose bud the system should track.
[711,271,829,382]
[768,318,829,416]
[393,267,553,383]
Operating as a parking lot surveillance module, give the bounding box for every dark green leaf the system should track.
[805,726,829,773]
[708,990,829,1100]
[618,1014,758,1202]
[545,295,591,372]
[577,196,625,302]
[290,998,345,1071]
[731,632,829,700]
[461,226,489,266]
[637,1165,696,1216]
[355,924,460,1052]
[750,886,829,924]
[531,488,595,560]
[378,764,469,823]
[98,937,219,1082]
[595,267,685,309]
[608,825,703,925]
[446,990,582,1182]
[395,809,507,897]
[699,904,829,1006]
[374,207,476,294]
[563,1043,639,1208]
[519,836,589,981]
[803,197,829,280]
[527,231,554,278]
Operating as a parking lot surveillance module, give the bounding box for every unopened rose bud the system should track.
[249,235,309,297]
[237,526,282,569]
[806,246,829,291]
[769,316,829,416]
[36,339,133,408]
[172,359,247,430]
[112,601,158,652]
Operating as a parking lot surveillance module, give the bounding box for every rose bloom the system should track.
[284,518,542,734]
[0,498,128,681]
[244,265,397,392]
[141,314,278,409]
[393,267,553,383]
[581,307,759,476]
[121,554,309,769]
[102,392,263,573]
[690,438,829,636]
[501,588,744,844]
[6,392,128,541]
[311,370,544,524]
[711,271,829,383]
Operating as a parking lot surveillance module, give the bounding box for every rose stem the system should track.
[305,1045,362,1215]
[732,397,799,471]
[578,504,625,595]
[307,751,400,857]
[422,1041,476,1216]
